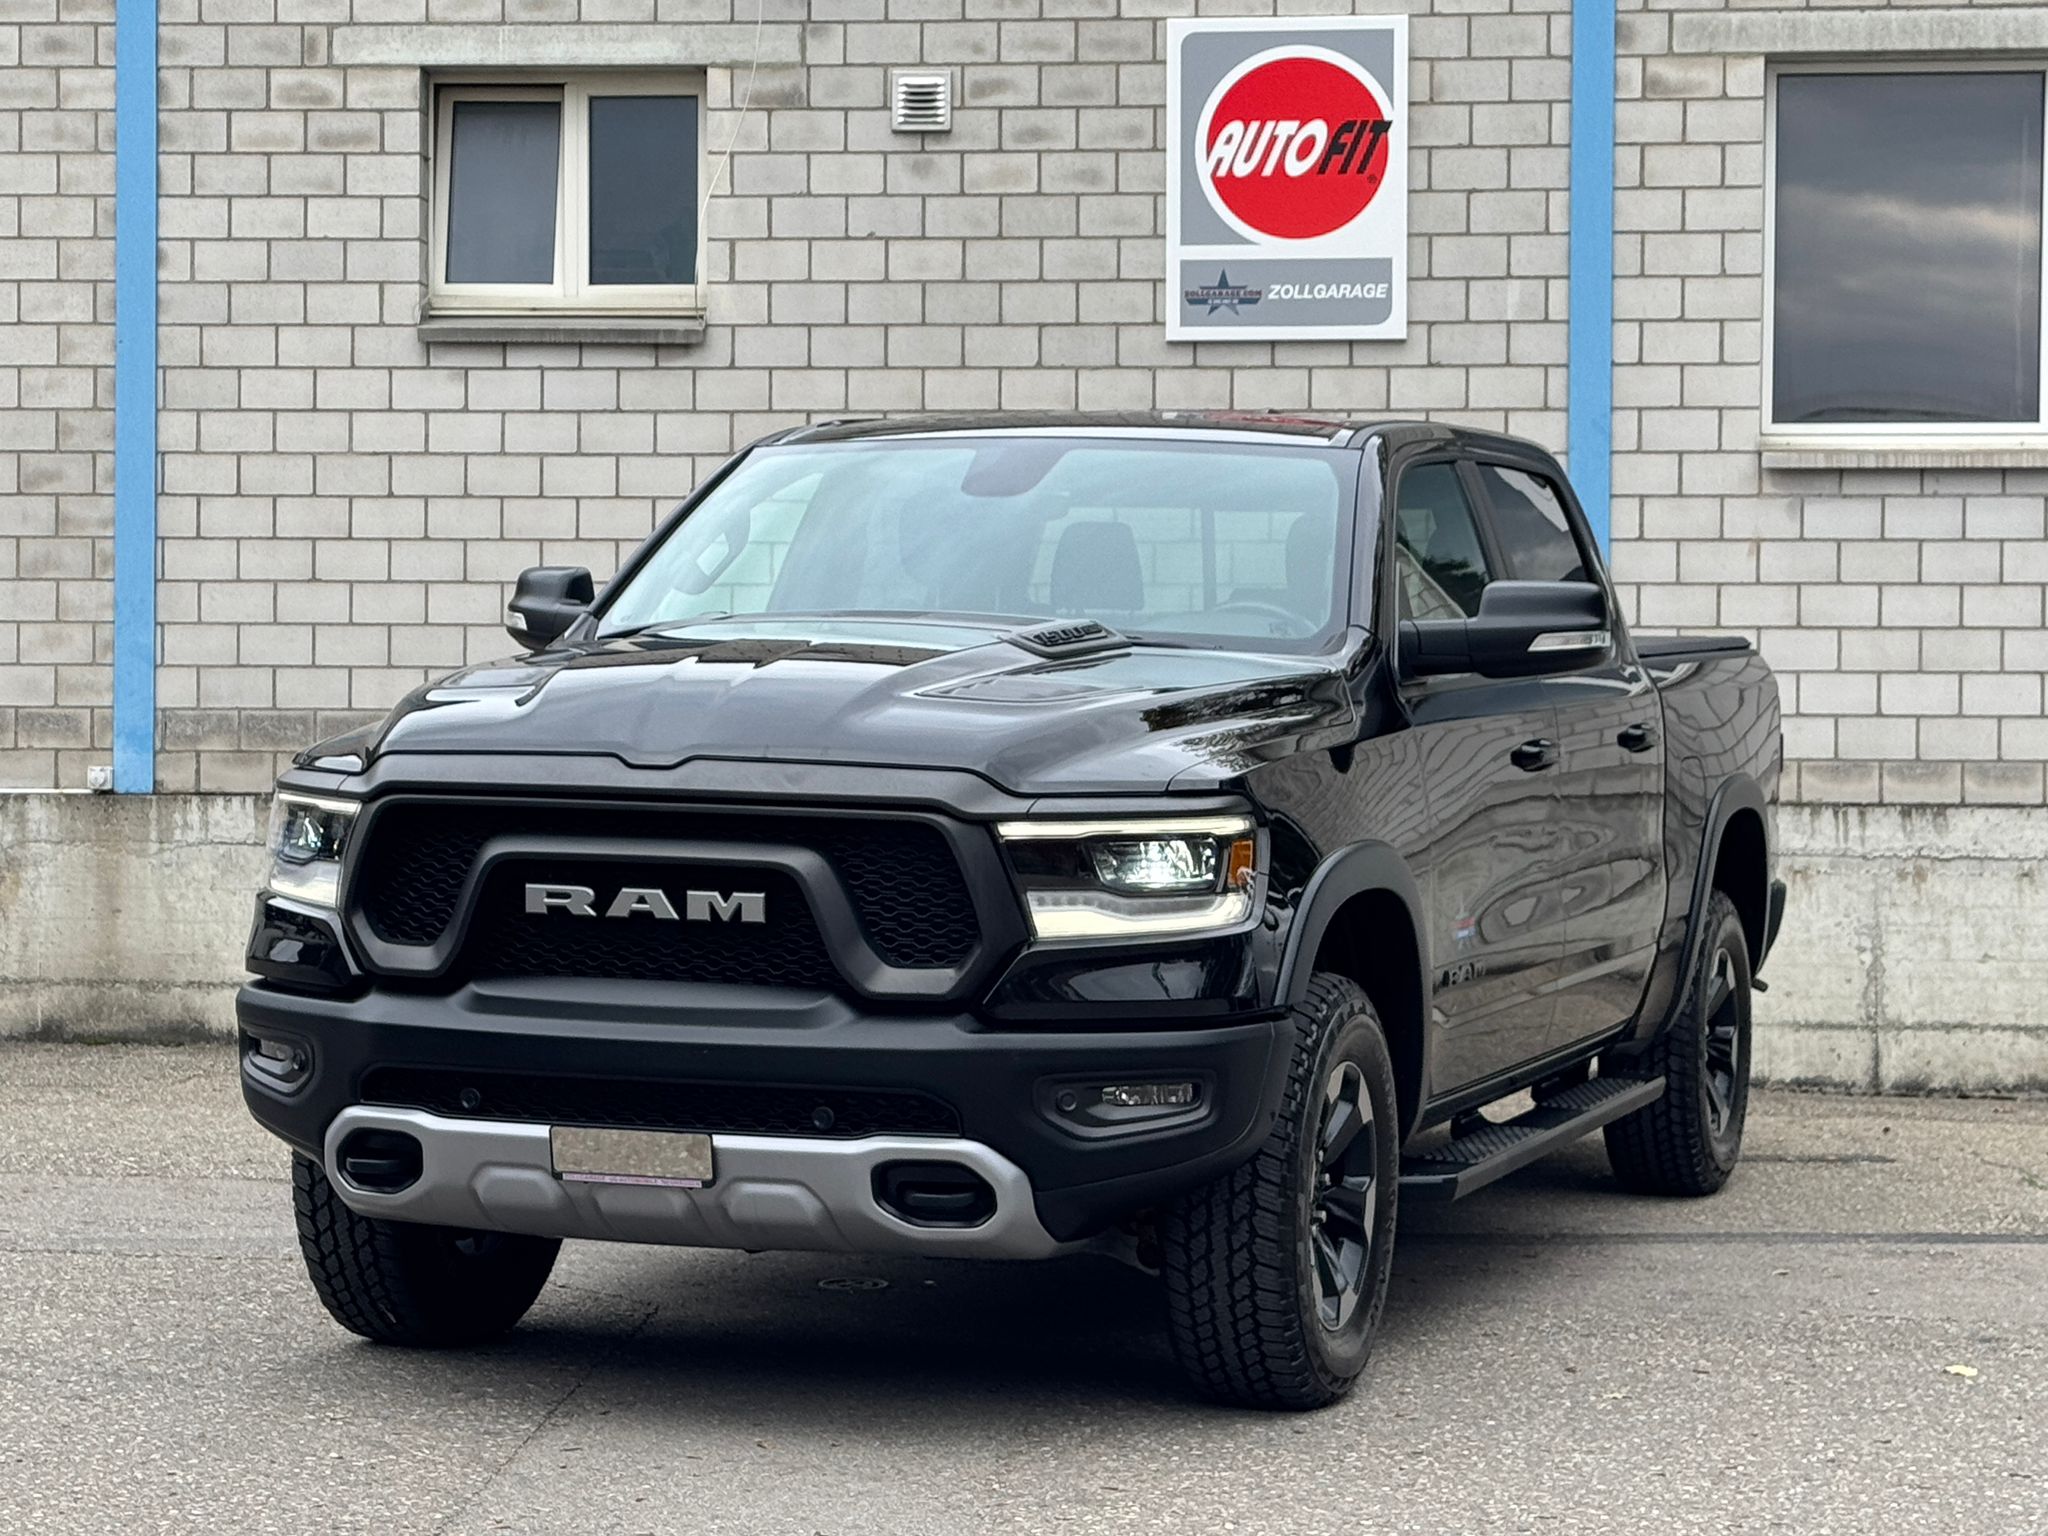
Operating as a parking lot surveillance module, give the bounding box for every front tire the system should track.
[1603,889,1753,1196]
[1160,973,1400,1410]
[292,1154,561,1346]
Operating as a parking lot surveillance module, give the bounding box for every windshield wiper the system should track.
[595,614,735,641]
[595,609,1047,643]
[597,612,1226,652]
[1113,631,1201,650]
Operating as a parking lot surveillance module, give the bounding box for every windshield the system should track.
[597,436,1359,651]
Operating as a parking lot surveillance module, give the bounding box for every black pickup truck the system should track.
[242,413,1784,1409]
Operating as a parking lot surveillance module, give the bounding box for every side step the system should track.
[1398,1076,1665,1202]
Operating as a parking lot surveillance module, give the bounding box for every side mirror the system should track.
[505,566,594,650]
[1398,580,1610,680]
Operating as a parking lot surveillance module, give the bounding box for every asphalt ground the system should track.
[1,1043,2044,1535]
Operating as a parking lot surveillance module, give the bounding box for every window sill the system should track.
[416,312,707,347]
[1760,435,2048,471]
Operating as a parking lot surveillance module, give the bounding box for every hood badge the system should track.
[1006,620,1128,659]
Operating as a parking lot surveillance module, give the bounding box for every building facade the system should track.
[1,0,2046,1086]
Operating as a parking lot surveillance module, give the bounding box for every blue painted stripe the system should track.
[1568,0,1616,554]
[113,0,157,792]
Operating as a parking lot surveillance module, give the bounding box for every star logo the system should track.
[1182,268,1265,315]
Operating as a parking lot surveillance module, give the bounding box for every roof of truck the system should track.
[767,411,1553,459]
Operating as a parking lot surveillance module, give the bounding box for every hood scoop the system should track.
[1005,619,1128,659]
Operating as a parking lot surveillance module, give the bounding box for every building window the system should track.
[1768,66,2047,434]
[429,76,704,317]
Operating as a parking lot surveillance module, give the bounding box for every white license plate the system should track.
[550,1126,714,1189]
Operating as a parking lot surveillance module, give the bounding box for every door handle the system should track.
[1511,738,1559,773]
[1617,722,1659,753]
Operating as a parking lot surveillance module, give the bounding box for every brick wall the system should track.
[1,0,2045,798]
[3,0,1576,789]
[0,0,112,787]
[1613,0,2048,810]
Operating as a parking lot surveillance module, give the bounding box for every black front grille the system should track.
[812,824,980,968]
[359,824,491,946]
[470,860,838,988]
[348,801,983,973]
[359,1066,960,1139]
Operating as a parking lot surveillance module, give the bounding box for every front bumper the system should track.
[239,980,1290,1246]
[323,1106,1067,1258]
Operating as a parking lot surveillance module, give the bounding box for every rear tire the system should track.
[1160,973,1400,1410]
[1603,890,1753,1196]
[292,1154,560,1346]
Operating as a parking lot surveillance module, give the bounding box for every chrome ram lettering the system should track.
[525,884,596,917]
[606,887,677,920]
[524,883,766,924]
[686,889,764,924]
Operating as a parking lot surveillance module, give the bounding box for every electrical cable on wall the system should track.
[699,0,767,232]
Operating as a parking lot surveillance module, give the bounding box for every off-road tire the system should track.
[1160,973,1400,1411]
[292,1154,561,1345]
[1603,889,1753,1196]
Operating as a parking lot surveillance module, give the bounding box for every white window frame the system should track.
[1763,59,2048,443]
[428,73,708,319]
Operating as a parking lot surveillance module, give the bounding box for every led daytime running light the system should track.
[995,814,1253,841]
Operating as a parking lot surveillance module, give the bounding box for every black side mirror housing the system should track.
[506,566,594,650]
[1398,580,1610,681]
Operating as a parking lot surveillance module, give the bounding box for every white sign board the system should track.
[1166,16,1409,342]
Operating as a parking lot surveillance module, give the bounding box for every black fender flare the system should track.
[1658,771,1771,1037]
[1273,840,1433,1126]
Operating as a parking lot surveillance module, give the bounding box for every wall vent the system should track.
[891,70,953,134]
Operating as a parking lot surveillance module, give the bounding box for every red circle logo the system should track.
[1198,49,1393,242]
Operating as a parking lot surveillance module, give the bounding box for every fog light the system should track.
[1042,1077,1207,1135]
[240,1030,311,1091]
[1099,1082,1197,1109]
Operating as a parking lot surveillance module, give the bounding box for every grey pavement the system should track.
[2,1044,2044,1535]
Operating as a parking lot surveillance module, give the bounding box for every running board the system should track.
[1398,1076,1665,1202]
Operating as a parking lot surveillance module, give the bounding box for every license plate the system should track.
[550,1126,714,1189]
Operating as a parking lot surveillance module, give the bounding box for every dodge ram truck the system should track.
[241,413,1785,1409]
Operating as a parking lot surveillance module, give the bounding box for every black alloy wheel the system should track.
[1311,1059,1380,1333]
[1699,943,1745,1154]
[1160,972,1400,1409]
[1602,889,1753,1197]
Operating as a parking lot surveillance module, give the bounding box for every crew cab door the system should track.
[1387,457,1569,1094]
[1465,456,1667,1046]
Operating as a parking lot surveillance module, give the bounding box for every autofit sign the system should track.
[1166,17,1408,342]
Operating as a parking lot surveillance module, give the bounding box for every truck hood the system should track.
[341,617,1361,795]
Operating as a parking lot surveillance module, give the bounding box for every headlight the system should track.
[267,793,358,908]
[997,815,1261,940]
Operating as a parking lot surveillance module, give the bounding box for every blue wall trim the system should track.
[113,0,157,792]
[1568,0,1616,554]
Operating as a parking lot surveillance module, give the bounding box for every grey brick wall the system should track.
[1614,0,2048,810]
[1,0,2045,799]
[0,0,112,788]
